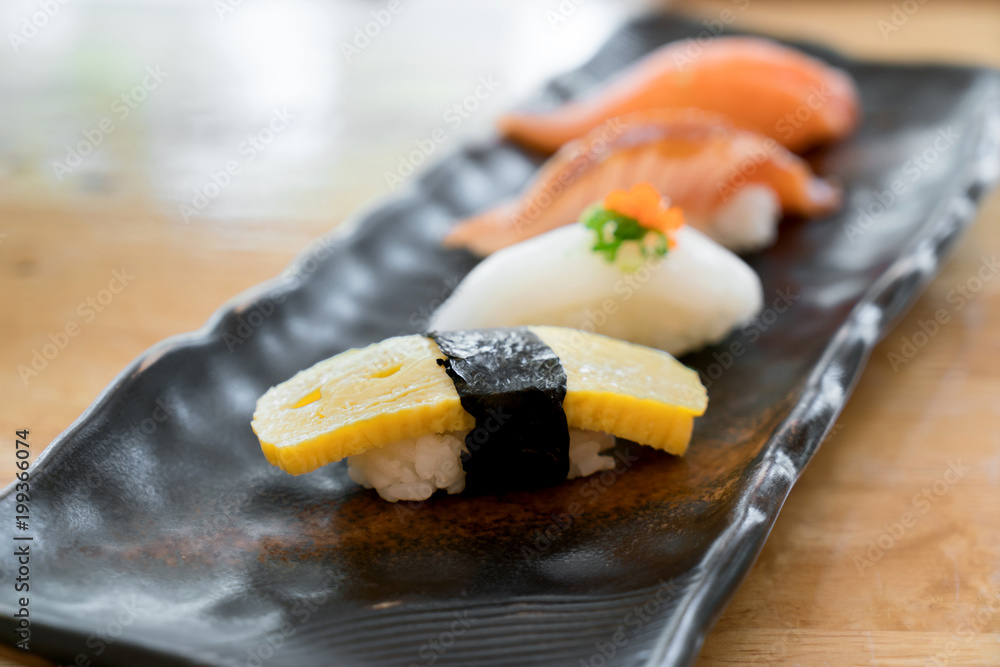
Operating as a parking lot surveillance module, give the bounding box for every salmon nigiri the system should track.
[500,36,859,154]
[446,109,841,255]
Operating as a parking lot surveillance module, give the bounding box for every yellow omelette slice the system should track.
[252,326,707,475]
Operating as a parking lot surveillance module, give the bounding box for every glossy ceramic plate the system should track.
[3,13,999,667]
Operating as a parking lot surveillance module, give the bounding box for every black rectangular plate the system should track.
[2,13,999,667]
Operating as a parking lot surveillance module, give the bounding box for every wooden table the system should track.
[2,0,998,664]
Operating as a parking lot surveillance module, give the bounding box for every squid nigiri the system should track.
[500,36,859,154]
[445,109,840,255]
[433,184,763,356]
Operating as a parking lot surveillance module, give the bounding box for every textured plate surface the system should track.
[3,13,1000,667]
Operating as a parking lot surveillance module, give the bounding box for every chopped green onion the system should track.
[583,204,669,265]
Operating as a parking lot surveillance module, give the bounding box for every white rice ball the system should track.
[347,430,617,502]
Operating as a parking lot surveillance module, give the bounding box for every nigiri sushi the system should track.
[433,183,763,356]
[500,36,859,154]
[447,109,840,255]
[251,325,707,502]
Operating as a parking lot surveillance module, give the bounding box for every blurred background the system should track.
[2,0,999,665]
[1,0,997,228]
[1,0,652,225]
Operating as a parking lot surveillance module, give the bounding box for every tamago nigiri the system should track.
[446,109,841,255]
[252,325,708,501]
[500,36,859,154]
[433,183,763,356]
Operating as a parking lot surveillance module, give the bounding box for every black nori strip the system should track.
[428,328,570,492]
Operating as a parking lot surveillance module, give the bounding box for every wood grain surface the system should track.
[1,0,998,665]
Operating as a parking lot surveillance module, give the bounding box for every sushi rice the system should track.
[705,184,781,253]
[348,429,616,502]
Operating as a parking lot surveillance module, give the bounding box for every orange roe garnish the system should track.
[603,182,684,246]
